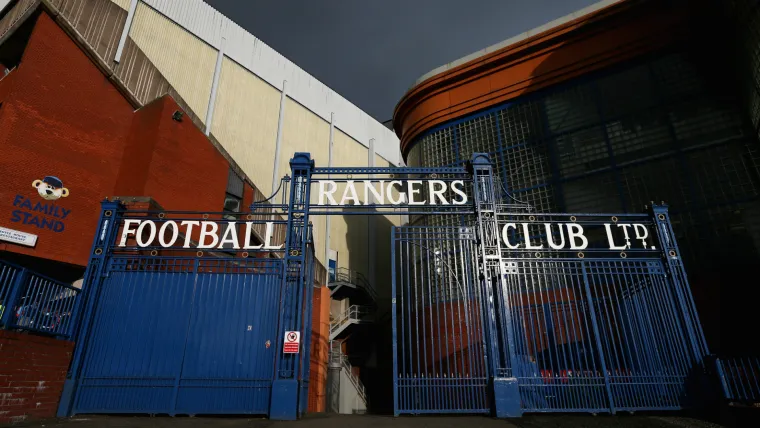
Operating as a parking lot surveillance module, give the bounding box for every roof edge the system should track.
[411,0,624,88]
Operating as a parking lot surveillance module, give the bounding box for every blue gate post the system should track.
[0,266,29,328]
[270,153,314,420]
[58,199,124,417]
[470,153,521,417]
[298,224,316,416]
[650,204,710,407]
[650,204,709,361]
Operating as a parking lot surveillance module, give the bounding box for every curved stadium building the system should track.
[394,0,760,357]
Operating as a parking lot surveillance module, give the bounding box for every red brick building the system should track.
[0,11,259,279]
[0,6,331,422]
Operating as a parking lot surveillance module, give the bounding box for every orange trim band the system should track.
[393,0,689,158]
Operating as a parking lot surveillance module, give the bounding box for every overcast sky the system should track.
[205,0,599,123]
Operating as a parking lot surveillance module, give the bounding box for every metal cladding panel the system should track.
[0,0,36,41]
[140,0,401,166]
[74,269,195,413]
[326,130,373,276]
[174,269,280,414]
[53,0,128,65]
[281,98,330,266]
[129,2,216,120]
[211,57,281,193]
[109,0,131,10]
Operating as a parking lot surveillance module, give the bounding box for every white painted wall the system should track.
[339,368,367,414]
[136,0,402,166]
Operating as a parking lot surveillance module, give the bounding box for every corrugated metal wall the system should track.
[51,0,125,66]
[0,0,37,43]
[210,57,282,194]
[281,98,330,264]
[136,0,400,165]
[129,2,215,121]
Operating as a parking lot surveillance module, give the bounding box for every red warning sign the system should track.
[283,331,300,354]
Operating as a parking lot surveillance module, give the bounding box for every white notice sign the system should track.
[0,226,37,247]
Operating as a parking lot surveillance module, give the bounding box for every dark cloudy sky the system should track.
[205,0,599,123]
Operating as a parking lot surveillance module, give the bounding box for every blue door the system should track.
[71,258,282,416]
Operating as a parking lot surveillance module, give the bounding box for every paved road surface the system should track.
[4,414,729,428]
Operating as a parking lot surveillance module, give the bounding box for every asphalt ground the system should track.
[3,413,740,428]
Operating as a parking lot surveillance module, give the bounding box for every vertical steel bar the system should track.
[581,262,615,414]
[392,228,399,415]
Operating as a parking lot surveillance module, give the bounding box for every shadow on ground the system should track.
[4,413,744,428]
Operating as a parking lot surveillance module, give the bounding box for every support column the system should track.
[114,0,139,63]
[650,204,710,408]
[324,113,335,274]
[272,80,288,194]
[271,153,314,420]
[367,138,376,289]
[470,153,521,418]
[205,36,226,135]
[650,204,709,361]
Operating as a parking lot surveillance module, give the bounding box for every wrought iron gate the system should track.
[392,226,489,414]
[56,151,709,419]
[492,211,709,414]
[390,153,709,416]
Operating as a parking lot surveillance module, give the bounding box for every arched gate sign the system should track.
[58,152,709,420]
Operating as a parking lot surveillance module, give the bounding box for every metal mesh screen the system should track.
[406,50,760,272]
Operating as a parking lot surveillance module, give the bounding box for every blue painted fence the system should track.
[716,357,760,405]
[0,260,80,339]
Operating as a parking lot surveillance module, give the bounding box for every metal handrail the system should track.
[330,305,372,337]
[329,343,367,403]
[329,268,378,301]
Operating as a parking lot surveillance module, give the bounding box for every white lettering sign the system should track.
[315,180,468,206]
[117,220,283,250]
[501,222,653,251]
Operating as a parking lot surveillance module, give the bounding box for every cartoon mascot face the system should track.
[32,176,69,201]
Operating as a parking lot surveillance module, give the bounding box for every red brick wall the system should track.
[0,13,133,266]
[0,12,237,267]
[0,67,15,102]
[140,97,230,214]
[0,331,74,425]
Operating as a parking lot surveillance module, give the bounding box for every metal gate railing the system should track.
[0,260,80,339]
[392,226,490,414]
[492,210,709,414]
[392,212,709,416]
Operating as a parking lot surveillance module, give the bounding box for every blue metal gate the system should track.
[392,226,489,414]
[493,211,709,414]
[58,192,316,419]
[70,257,282,414]
[56,151,709,419]
[390,153,709,416]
